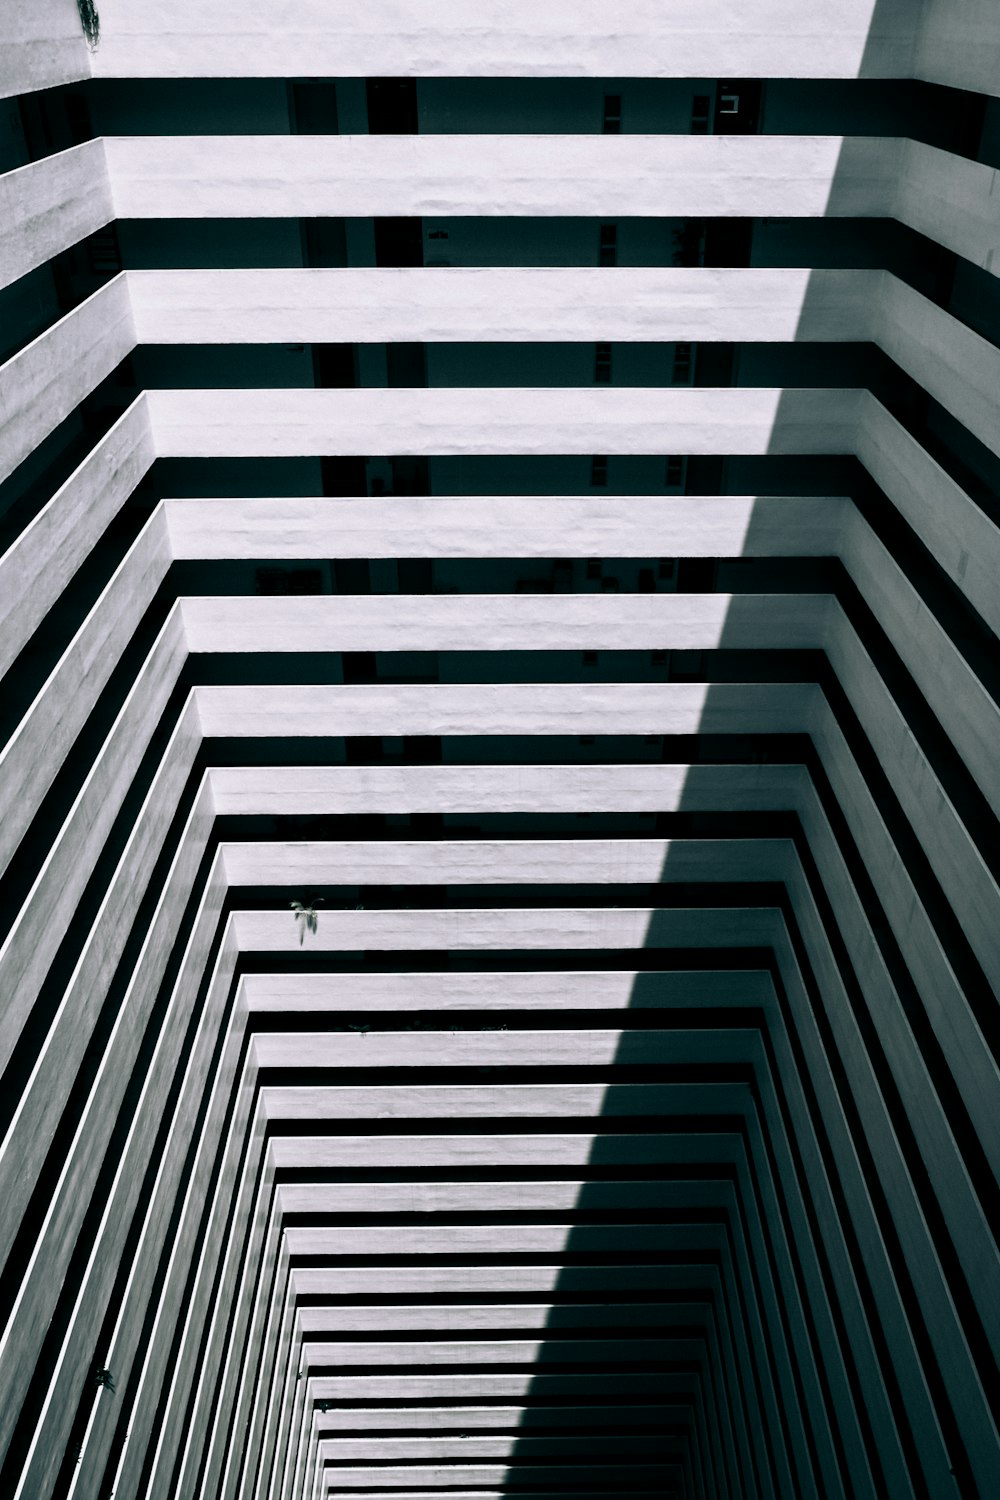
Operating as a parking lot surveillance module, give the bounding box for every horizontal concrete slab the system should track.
[232,905,783,953]
[181,590,830,654]
[126,266,876,345]
[253,1026,763,1070]
[226,835,793,889]
[198,682,816,742]
[241,968,776,1012]
[264,1083,752,1124]
[164,492,847,561]
[147,384,862,458]
[86,0,920,82]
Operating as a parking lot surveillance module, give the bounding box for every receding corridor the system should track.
[1,3,999,1497]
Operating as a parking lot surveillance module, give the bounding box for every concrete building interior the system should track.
[1,2,999,1496]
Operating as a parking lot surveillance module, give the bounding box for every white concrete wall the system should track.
[180,591,830,655]
[0,395,154,678]
[3,752,210,1500]
[164,493,847,562]
[0,621,191,1295]
[0,511,171,893]
[229,837,793,894]
[91,881,240,1500]
[89,0,919,81]
[125,267,876,346]
[0,140,112,291]
[0,0,91,99]
[0,275,134,485]
[915,0,1000,97]
[855,396,1000,636]
[894,140,1000,274]
[197,682,816,742]
[233,905,784,956]
[872,273,1000,459]
[102,134,898,221]
[146,386,861,458]
[241,969,776,1014]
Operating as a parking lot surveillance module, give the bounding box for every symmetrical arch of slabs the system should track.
[2,5,1000,1500]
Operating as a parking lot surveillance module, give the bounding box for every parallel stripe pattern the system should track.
[0,6,999,1500]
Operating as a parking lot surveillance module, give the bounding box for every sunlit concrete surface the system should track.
[1,6,999,1500]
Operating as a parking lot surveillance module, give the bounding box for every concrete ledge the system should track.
[179,590,831,654]
[88,1,919,83]
[0,511,172,890]
[0,396,155,679]
[0,140,112,291]
[164,492,847,562]
[145,384,862,459]
[0,275,134,486]
[0,0,90,99]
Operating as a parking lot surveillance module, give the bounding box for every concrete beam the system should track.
[0,275,134,486]
[0,140,112,291]
[0,0,90,98]
[146,384,862,459]
[164,492,847,562]
[0,396,154,679]
[88,1,919,83]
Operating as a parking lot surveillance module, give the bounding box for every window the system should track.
[602,94,622,133]
[590,456,608,487]
[594,343,613,383]
[672,343,694,384]
[690,95,711,133]
[598,223,618,267]
[255,567,323,595]
[664,456,685,487]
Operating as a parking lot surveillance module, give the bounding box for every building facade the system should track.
[1,2,999,1496]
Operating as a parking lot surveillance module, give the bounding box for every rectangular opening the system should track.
[598,223,618,267]
[366,77,419,134]
[374,217,425,268]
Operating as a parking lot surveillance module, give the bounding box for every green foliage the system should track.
[290,900,319,944]
[77,1,100,50]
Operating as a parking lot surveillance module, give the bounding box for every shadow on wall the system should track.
[499,69,994,1499]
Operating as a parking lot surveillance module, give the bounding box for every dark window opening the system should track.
[374,217,424,268]
[289,81,339,134]
[366,78,419,134]
[690,94,711,134]
[254,568,323,596]
[386,343,427,387]
[312,344,356,388]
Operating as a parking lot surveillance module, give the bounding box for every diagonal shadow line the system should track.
[497,60,993,1500]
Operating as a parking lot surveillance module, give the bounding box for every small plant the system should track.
[290,898,323,945]
[77,0,100,50]
[93,1367,115,1393]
